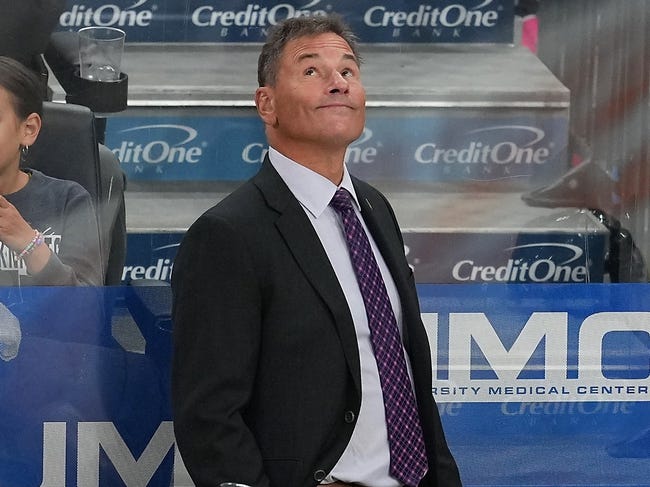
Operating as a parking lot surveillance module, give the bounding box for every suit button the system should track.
[314,469,327,482]
[344,410,356,423]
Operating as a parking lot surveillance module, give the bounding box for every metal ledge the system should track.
[50,42,569,109]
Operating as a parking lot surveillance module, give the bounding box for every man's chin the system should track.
[323,130,364,147]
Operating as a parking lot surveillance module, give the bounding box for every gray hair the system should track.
[257,14,362,87]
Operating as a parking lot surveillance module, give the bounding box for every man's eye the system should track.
[305,68,316,76]
[341,68,353,77]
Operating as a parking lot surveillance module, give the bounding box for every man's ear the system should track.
[255,87,278,127]
[21,113,42,147]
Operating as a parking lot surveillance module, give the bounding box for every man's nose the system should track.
[328,70,349,93]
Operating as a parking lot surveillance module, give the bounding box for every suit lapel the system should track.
[253,158,362,394]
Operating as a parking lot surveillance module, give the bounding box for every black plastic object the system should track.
[65,69,128,113]
[523,161,647,282]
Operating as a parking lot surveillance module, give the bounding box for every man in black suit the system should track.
[171,15,461,487]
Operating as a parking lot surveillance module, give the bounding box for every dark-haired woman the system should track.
[0,56,102,285]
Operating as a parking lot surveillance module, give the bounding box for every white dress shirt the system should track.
[268,147,407,487]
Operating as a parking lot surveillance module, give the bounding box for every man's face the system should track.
[256,32,366,156]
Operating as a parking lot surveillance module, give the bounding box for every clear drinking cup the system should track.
[78,26,126,82]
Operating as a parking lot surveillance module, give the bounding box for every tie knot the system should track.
[330,188,355,214]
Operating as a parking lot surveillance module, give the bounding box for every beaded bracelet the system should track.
[17,230,44,260]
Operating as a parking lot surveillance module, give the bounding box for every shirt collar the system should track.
[268,147,360,218]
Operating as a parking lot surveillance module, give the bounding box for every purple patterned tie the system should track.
[330,188,428,487]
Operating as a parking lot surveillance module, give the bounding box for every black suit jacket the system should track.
[172,158,461,487]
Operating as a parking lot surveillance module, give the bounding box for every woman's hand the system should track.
[0,196,51,274]
[0,196,38,251]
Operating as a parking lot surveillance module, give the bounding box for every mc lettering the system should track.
[424,311,650,383]
[578,312,650,379]
[40,421,192,486]
[445,312,568,381]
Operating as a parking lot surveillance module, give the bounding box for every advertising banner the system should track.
[419,284,650,486]
[0,287,178,487]
[105,110,568,186]
[122,233,182,283]
[403,221,609,283]
[121,220,608,286]
[58,0,514,44]
[1,285,649,485]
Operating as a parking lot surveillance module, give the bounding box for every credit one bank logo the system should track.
[346,128,380,164]
[191,1,504,29]
[191,1,330,27]
[452,243,589,283]
[242,128,380,164]
[113,124,205,173]
[60,0,155,28]
[364,1,501,28]
[424,311,650,403]
[415,125,553,177]
[121,242,178,282]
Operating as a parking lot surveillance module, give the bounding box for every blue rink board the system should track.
[418,284,650,486]
[0,284,648,486]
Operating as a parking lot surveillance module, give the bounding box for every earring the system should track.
[20,145,29,163]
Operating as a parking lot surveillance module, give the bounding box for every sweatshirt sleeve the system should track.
[30,184,104,286]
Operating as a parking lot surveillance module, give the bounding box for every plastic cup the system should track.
[78,26,126,82]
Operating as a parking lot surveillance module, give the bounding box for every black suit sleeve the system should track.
[171,210,271,487]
